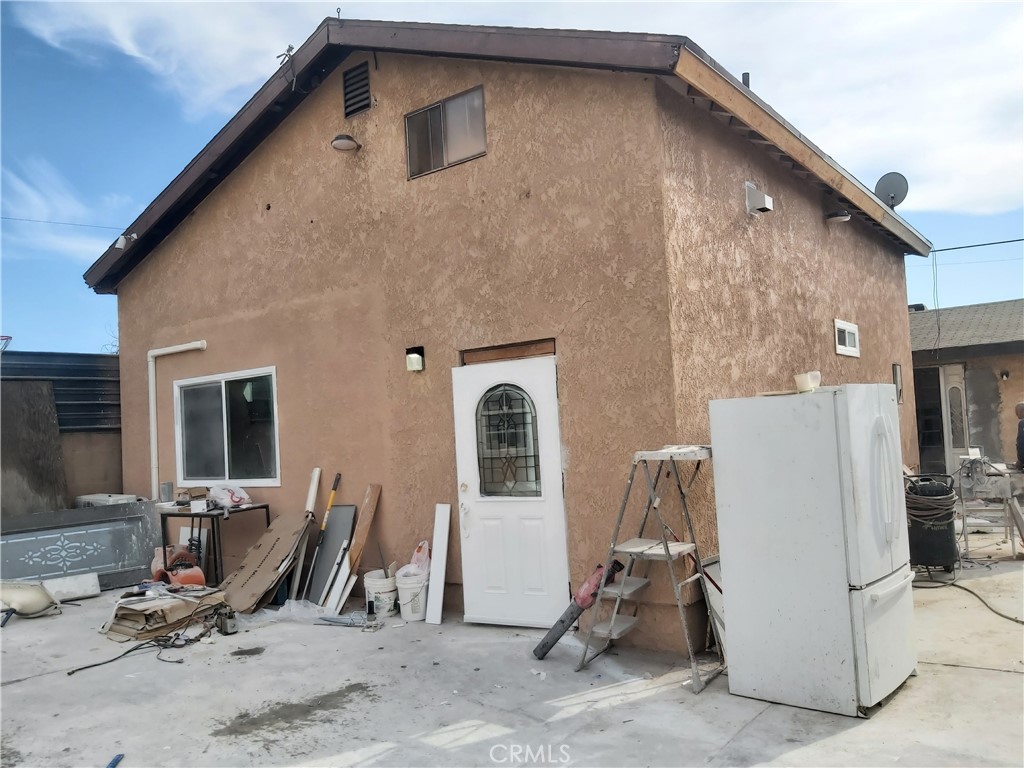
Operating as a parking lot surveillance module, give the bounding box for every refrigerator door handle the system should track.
[881,415,898,545]
[872,416,895,543]
[870,570,915,602]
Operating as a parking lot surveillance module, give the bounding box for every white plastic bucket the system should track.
[363,569,398,617]
[396,572,429,622]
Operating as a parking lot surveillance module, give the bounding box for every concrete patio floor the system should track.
[2,534,1022,768]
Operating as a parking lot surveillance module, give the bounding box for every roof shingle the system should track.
[909,299,1024,351]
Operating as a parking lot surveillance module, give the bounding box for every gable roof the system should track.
[83,18,932,294]
[909,299,1024,352]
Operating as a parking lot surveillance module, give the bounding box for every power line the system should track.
[931,237,1023,253]
[0,216,121,231]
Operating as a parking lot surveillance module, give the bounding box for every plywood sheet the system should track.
[347,485,381,572]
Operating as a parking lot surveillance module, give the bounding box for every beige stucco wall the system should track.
[116,52,919,651]
[657,79,919,542]
[594,82,919,647]
[117,53,678,591]
[967,352,1024,464]
[61,432,123,501]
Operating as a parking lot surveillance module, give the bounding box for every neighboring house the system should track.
[1,351,123,519]
[83,19,931,649]
[909,299,1024,474]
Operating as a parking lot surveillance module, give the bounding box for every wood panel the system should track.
[461,339,555,366]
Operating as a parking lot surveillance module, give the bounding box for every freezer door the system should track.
[838,385,909,586]
[850,565,917,708]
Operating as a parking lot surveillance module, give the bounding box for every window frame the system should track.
[405,85,487,180]
[834,319,861,358]
[172,365,281,488]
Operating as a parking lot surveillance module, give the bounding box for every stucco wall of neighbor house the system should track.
[965,353,1024,464]
[116,54,683,617]
[61,432,124,501]
[649,79,920,624]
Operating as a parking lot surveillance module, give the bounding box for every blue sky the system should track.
[2,2,1021,353]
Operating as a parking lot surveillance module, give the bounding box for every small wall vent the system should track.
[343,62,371,118]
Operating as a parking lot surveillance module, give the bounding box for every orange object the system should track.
[152,545,205,586]
[153,562,207,587]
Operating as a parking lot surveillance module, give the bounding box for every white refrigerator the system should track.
[709,384,916,717]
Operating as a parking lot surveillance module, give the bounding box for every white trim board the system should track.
[426,504,451,624]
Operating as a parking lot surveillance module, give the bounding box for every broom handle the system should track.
[301,473,341,600]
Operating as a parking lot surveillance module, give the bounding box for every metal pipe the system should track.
[148,341,207,499]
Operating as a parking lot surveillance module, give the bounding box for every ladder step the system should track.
[600,576,651,600]
[591,615,639,639]
[614,538,695,560]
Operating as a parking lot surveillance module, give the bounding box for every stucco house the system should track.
[909,299,1024,474]
[83,19,931,650]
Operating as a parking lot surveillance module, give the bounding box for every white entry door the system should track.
[451,355,571,627]
[939,364,970,475]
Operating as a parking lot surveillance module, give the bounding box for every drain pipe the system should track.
[148,341,207,499]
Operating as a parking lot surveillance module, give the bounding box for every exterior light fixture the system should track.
[826,210,852,224]
[1000,370,1010,381]
[406,346,425,372]
[331,134,362,151]
[114,233,138,249]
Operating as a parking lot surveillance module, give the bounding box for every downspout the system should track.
[148,341,207,499]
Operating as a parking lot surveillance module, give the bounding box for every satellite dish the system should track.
[874,172,909,208]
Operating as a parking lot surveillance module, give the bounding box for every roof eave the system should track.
[672,42,932,257]
[84,18,933,293]
[83,18,685,293]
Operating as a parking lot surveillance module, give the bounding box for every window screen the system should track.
[407,105,444,178]
[180,383,225,480]
[444,88,487,164]
[226,374,277,480]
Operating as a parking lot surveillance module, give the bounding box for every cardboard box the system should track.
[220,513,311,613]
[104,591,225,642]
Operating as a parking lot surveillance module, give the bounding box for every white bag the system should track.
[208,485,252,509]
[396,540,431,578]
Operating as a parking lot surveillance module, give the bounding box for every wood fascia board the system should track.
[83,22,336,292]
[672,49,932,257]
[327,19,682,72]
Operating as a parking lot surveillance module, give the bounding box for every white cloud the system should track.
[10,1,1023,215]
[1,159,129,264]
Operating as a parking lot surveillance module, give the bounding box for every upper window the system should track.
[834,319,861,358]
[174,367,280,487]
[343,62,371,118]
[406,87,486,179]
[476,383,541,497]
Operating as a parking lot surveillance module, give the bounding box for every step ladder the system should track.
[575,445,725,693]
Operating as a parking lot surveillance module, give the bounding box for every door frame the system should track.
[451,353,571,627]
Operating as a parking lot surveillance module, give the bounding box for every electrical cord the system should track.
[913,579,1024,626]
[67,596,219,675]
[913,552,1023,626]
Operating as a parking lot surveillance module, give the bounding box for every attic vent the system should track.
[343,62,371,118]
